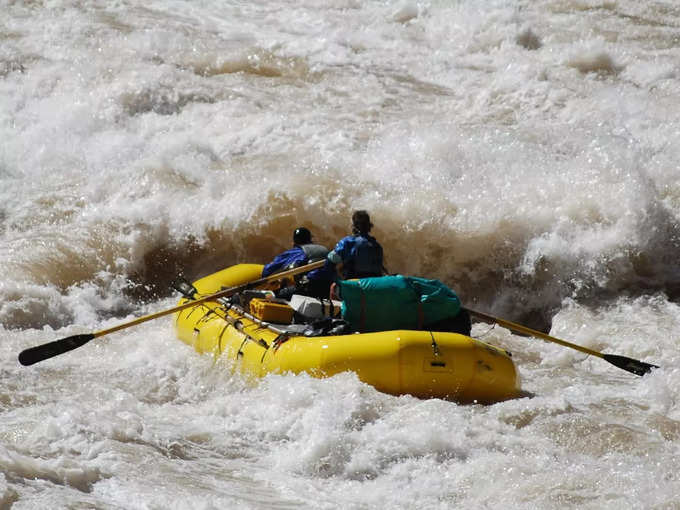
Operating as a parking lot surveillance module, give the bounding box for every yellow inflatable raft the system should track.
[174,264,521,404]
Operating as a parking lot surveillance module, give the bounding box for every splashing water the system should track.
[2,0,680,508]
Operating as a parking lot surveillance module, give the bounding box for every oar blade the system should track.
[602,354,659,376]
[18,334,95,366]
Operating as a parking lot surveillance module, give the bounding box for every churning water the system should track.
[2,0,680,508]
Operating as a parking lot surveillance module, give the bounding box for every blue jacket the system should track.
[262,245,334,281]
[327,234,383,279]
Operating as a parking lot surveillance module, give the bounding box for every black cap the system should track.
[293,227,312,245]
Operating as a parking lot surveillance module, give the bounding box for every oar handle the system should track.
[465,308,659,376]
[18,260,327,366]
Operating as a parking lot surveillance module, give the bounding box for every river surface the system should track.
[2,0,680,508]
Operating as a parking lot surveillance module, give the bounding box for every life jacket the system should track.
[297,244,333,284]
[263,244,330,278]
[344,235,383,279]
[300,244,329,262]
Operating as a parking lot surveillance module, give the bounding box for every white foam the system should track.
[3,0,680,507]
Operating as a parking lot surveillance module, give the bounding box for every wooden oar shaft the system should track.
[19,260,326,365]
[91,259,325,339]
[466,307,658,376]
[466,308,604,359]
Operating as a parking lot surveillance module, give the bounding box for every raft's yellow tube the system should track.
[174,264,521,404]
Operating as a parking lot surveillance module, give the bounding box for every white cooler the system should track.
[289,294,342,319]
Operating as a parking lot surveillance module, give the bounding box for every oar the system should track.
[18,260,326,366]
[465,308,659,376]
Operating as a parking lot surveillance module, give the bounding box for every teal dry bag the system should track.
[338,275,461,332]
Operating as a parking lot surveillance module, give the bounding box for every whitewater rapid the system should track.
[2,0,680,508]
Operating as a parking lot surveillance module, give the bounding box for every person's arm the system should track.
[327,236,352,277]
[262,253,286,277]
[262,247,304,277]
[328,236,355,263]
